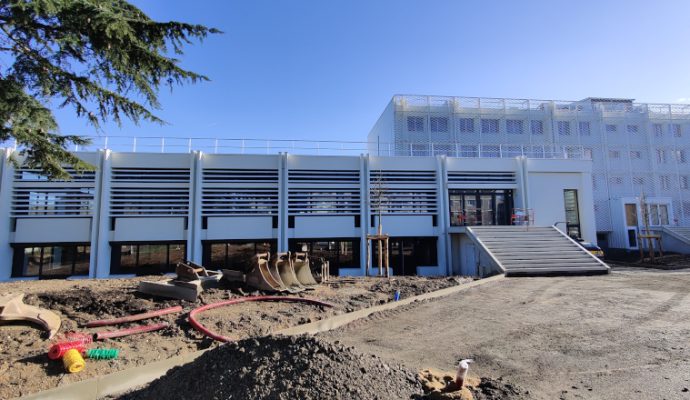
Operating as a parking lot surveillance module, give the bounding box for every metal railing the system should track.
[1,136,591,159]
[394,94,690,117]
[400,143,588,160]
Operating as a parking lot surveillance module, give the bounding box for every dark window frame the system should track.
[110,241,186,275]
[11,243,91,279]
[288,238,360,272]
[201,239,277,272]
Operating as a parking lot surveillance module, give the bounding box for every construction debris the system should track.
[226,251,323,293]
[418,367,477,399]
[121,335,423,400]
[0,293,61,338]
[137,261,222,301]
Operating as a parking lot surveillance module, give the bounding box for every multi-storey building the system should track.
[0,148,606,280]
[368,95,690,251]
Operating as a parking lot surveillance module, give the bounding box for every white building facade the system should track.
[368,95,690,250]
[0,148,596,280]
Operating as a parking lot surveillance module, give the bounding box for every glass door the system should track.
[479,194,494,225]
[563,189,581,239]
[624,203,638,248]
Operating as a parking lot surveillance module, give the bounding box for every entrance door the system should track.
[461,241,477,276]
[479,194,494,225]
[624,203,639,248]
[563,189,581,239]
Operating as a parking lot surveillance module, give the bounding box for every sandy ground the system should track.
[0,275,470,399]
[322,266,690,400]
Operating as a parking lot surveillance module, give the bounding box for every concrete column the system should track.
[278,153,289,252]
[87,150,105,278]
[94,150,112,278]
[437,156,452,276]
[579,169,598,243]
[0,149,15,280]
[187,151,203,263]
[359,154,369,275]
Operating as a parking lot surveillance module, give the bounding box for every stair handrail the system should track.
[465,226,506,273]
[551,224,611,270]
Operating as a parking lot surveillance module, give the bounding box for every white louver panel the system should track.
[288,170,360,215]
[12,169,96,217]
[447,171,516,185]
[370,170,437,214]
[110,168,190,216]
[202,169,279,216]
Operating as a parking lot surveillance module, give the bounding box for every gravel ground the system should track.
[0,275,470,399]
[322,267,690,400]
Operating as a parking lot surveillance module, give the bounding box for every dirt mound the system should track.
[25,288,180,321]
[471,377,528,400]
[121,335,423,400]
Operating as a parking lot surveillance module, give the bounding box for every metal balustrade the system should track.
[1,136,589,159]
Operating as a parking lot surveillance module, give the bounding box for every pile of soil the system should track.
[471,377,528,400]
[122,335,423,400]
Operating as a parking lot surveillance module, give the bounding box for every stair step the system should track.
[467,225,610,276]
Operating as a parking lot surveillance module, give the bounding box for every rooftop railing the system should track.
[394,94,690,117]
[1,136,589,160]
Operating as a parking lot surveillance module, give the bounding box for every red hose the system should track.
[85,306,183,328]
[188,296,335,342]
[95,322,169,340]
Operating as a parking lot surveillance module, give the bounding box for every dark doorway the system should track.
[563,189,581,239]
[373,237,437,275]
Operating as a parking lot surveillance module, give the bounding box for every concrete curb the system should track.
[19,275,504,400]
[275,274,504,336]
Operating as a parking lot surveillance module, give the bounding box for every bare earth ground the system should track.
[0,275,469,399]
[322,266,690,400]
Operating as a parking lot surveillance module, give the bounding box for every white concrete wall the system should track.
[291,216,358,238]
[525,159,597,243]
[14,218,92,243]
[205,216,275,240]
[113,217,186,241]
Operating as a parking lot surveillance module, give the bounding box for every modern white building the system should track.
[368,95,690,251]
[0,148,606,280]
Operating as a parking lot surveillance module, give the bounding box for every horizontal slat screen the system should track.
[202,168,279,216]
[447,171,516,184]
[289,170,360,215]
[370,170,437,214]
[111,168,190,216]
[12,168,96,217]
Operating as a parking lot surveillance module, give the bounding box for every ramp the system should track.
[466,226,610,276]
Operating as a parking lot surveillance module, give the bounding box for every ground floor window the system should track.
[12,244,90,278]
[288,238,359,272]
[110,242,186,275]
[373,237,437,276]
[449,189,513,226]
[202,240,277,272]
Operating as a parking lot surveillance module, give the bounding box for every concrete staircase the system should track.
[466,226,610,276]
[662,226,690,246]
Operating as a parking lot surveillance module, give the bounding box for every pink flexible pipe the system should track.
[95,322,169,340]
[85,306,183,328]
[188,296,335,342]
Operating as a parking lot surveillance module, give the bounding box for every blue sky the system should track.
[53,0,690,143]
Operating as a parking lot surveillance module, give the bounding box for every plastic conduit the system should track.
[85,306,183,328]
[188,296,335,342]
